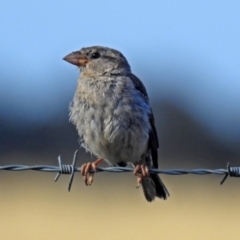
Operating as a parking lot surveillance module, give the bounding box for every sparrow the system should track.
[63,46,169,202]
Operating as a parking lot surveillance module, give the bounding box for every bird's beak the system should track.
[63,52,89,67]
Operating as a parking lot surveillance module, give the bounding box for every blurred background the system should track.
[1,1,240,239]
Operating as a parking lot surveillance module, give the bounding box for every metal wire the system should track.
[1,150,239,191]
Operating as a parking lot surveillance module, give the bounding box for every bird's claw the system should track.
[81,158,103,186]
[133,164,149,177]
[136,175,142,188]
[134,164,149,188]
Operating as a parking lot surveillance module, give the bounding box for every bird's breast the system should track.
[69,77,151,163]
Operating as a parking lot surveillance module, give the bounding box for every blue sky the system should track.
[1,0,240,143]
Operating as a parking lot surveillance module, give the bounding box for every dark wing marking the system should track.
[149,114,159,168]
[127,73,149,101]
[128,73,159,169]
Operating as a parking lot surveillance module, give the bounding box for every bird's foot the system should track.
[81,158,103,186]
[133,164,149,188]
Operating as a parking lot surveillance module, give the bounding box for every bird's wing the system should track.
[128,73,159,168]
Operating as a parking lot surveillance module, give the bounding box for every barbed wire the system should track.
[1,150,239,191]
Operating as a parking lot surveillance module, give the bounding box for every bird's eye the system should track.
[91,52,100,59]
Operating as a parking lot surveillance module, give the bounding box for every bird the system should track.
[63,46,169,202]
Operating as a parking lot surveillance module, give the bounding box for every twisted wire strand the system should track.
[1,151,239,191]
[0,165,229,175]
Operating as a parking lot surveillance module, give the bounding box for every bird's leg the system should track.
[133,164,149,188]
[81,158,103,186]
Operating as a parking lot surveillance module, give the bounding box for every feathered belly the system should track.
[70,96,150,165]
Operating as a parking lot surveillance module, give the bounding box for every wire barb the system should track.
[54,150,78,191]
[220,162,240,185]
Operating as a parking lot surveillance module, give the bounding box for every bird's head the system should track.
[63,46,131,76]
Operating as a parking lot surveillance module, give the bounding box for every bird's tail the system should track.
[141,174,169,202]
